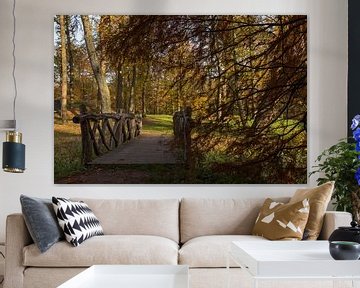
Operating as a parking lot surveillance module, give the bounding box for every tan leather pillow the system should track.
[289,181,334,240]
[252,198,310,240]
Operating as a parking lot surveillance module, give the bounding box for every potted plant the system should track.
[310,115,360,222]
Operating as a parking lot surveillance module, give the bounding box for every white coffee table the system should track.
[57,265,189,288]
[228,241,360,288]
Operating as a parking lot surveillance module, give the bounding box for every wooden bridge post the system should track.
[129,118,136,140]
[183,107,192,169]
[81,119,92,164]
[173,107,193,168]
[73,116,92,164]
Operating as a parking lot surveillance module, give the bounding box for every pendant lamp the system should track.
[1,0,25,173]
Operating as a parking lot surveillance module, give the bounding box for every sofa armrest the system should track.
[318,211,352,240]
[4,213,33,288]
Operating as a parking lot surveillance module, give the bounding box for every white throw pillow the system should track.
[52,197,104,247]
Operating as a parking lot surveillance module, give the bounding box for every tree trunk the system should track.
[216,56,222,120]
[125,72,131,112]
[178,59,183,111]
[60,15,68,122]
[116,62,123,113]
[65,16,74,110]
[129,64,136,113]
[81,15,112,113]
[141,64,150,117]
[98,16,109,112]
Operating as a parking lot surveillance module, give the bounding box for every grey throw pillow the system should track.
[20,195,64,253]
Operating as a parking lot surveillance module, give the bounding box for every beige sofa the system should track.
[4,198,352,288]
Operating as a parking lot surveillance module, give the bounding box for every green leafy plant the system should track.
[311,115,360,221]
[310,140,359,211]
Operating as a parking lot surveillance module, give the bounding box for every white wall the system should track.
[0,0,348,242]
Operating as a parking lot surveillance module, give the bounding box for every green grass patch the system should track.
[54,122,85,180]
[142,114,173,134]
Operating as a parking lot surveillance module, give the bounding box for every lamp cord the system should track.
[11,0,17,128]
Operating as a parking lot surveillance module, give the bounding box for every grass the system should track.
[54,121,84,180]
[142,114,173,134]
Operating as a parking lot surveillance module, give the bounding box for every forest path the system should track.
[89,130,178,165]
[55,115,184,184]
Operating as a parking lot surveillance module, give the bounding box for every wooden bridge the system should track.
[90,131,178,165]
[73,113,142,164]
[73,112,186,165]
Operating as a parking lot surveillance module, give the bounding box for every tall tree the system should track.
[141,64,150,117]
[65,16,74,109]
[81,15,111,113]
[116,62,124,112]
[60,15,68,121]
[129,64,136,113]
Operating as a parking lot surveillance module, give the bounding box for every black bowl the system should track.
[329,241,360,260]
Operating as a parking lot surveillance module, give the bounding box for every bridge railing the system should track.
[173,107,192,167]
[73,113,142,164]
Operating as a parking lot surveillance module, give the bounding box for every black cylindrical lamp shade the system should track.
[3,141,25,173]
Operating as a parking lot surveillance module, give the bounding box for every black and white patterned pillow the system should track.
[52,197,104,247]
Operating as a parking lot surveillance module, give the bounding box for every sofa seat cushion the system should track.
[179,235,267,268]
[23,235,179,267]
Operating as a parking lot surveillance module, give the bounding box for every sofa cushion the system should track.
[290,181,334,240]
[180,198,289,243]
[72,198,179,243]
[20,195,64,253]
[179,235,267,268]
[252,198,310,240]
[52,197,104,247]
[23,235,178,267]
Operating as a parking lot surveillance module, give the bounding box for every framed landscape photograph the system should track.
[54,15,307,184]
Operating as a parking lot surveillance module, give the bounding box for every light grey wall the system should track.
[0,0,348,242]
